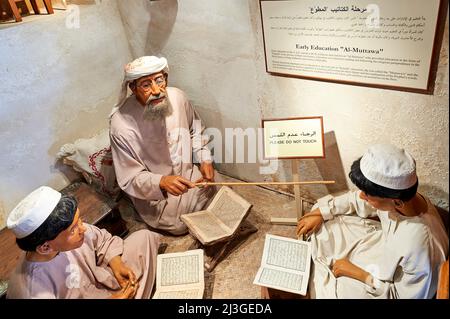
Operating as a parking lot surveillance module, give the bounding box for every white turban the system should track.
[360,144,417,190]
[109,56,169,118]
[7,186,62,239]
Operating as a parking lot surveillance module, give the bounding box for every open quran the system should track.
[253,234,312,296]
[152,249,204,299]
[181,186,252,246]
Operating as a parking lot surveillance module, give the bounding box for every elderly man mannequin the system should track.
[6,186,160,299]
[297,144,448,299]
[109,56,217,235]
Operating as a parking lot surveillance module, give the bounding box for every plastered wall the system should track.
[0,0,132,228]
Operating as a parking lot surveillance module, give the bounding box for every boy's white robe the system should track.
[310,191,448,299]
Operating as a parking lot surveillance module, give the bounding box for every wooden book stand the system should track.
[189,219,258,272]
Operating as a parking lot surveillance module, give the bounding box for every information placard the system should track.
[262,116,325,159]
[260,0,446,93]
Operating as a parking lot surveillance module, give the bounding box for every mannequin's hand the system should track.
[296,208,324,238]
[195,162,215,188]
[160,175,195,196]
[110,281,139,299]
[331,258,370,284]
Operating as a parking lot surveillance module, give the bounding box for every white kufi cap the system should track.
[7,186,61,239]
[360,144,417,190]
[109,56,169,118]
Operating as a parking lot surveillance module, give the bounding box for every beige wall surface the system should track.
[0,0,132,228]
[120,0,448,209]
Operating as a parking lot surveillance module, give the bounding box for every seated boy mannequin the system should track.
[297,144,448,299]
[6,186,160,299]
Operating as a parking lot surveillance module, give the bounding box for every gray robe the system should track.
[110,87,216,235]
[7,225,160,299]
[309,191,448,299]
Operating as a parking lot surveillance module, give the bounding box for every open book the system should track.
[253,234,312,296]
[152,249,204,299]
[181,186,252,246]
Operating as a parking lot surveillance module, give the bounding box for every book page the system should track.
[181,187,252,245]
[265,236,310,272]
[253,234,311,295]
[209,187,251,231]
[254,267,305,295]
[181,211,229,244]
[153,249,204,299]
[153,289,203,299]
[160,253,201,286]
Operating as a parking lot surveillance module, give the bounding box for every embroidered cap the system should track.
[360,144,417,190]
[7,186,61,239]
[124,56,168,81]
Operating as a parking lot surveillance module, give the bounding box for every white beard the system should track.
[143,95,173,121]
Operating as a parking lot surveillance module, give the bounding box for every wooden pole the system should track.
[8,0,22,22]
[195,181,335,187]
[269,160,306,229]
[291,159,303,220]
